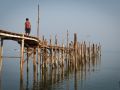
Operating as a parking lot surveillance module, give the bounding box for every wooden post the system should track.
[74,33,77,70]
[33,47,37,82]
[44,47,47,69]
[58,49,60,67]
[66,30,69,67]
[99,42,101,56]
[61,34,65,67]
[20,34,24,70]
[37,46,40,78]
[55,34,58,46]
[83,41,86,63]
[0,38,3,72]
[0,38,3,90]
[50,48,53,68]
[92,44,95,57]
[88,42,91,60]
[50,35,52,46]
[62,44,64,67]
[20,34,24,90]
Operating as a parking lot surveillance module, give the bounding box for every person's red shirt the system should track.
[25,21,31,29]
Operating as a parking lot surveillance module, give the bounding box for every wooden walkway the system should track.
[0,29,39,47]
[0,29,101,79]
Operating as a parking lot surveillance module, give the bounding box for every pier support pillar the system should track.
[20,35,24,71]
[0,38,3,90]
[20,35,24,90]
[0,38,3,72]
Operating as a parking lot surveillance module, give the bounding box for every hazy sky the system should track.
[0,0,120,51]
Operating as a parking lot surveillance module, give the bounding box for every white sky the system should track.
[0,0,120,51]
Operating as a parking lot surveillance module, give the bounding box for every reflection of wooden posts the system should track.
[20,34,24,70]
[26,47,29,73]
[0,71,1,90]
[74,69,77,90]
[0,38,3,72]
[20,65,24,90]
[26,52,29,90]
[66,66,70,90]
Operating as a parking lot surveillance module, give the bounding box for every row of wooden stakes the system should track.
[28,33,101,70]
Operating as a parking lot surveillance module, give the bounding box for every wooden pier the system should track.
[0,29,101,83]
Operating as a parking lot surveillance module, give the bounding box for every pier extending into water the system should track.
[0,29,101,89]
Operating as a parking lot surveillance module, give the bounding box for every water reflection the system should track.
[118,81,120,88]
[19,55,101,90]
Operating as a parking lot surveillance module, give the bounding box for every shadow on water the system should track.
[19,55,101,90]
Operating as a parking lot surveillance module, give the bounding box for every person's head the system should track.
[26,18,29,21]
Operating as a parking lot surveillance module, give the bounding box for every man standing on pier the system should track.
[25,18,31,36]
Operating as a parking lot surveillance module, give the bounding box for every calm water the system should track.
[0,51,120,90]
